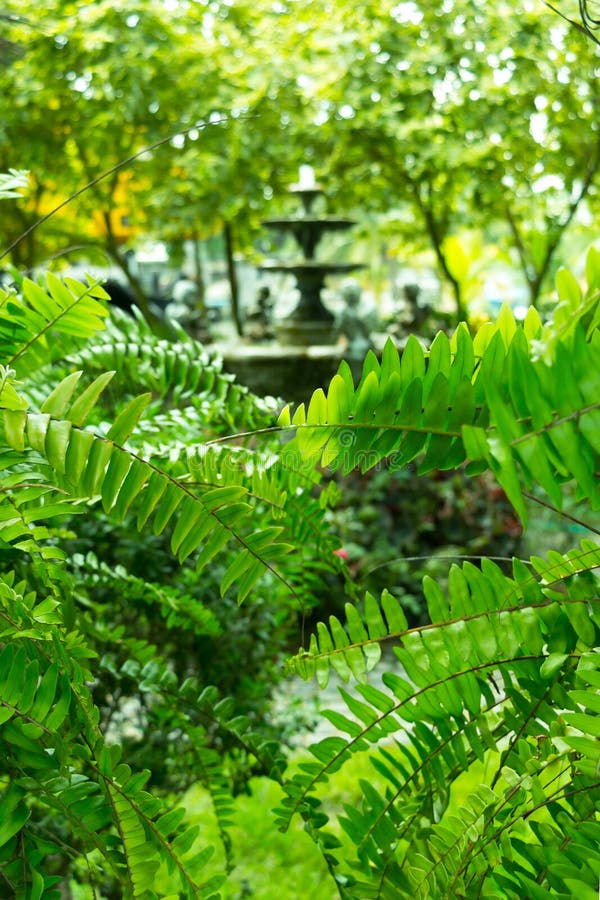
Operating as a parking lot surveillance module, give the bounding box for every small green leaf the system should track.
[64,428,95,485]
[381,590,408,632]
[26,413,51,452]
[401,334,425,383]
[0,379,28,411]
[0,785,30,847]
[45,419,72,473]
[556,267,582,309]
[277,404,291,426]
[424,576,449,623]
[540,653,568,680]
[462,424,488,461]
[3,409,27,450]
[101,451,132,512]
[220,549,253,596]
[68,371,116,426]
[41,372,83,416]
[106,393,152,444]
[306,388,328,425]
[562,711,600,737]
[563,600,596,647]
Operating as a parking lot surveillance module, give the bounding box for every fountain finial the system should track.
[298,164,316,190]
[290,164,322,215]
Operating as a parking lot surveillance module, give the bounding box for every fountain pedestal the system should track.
[221,339,346,400]
[260,261,362,345]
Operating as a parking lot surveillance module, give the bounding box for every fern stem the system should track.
[94,434,301,599]
[204,425,292,446]
[8,280,104,367]
[490,681,555,789]
[362,553,533,580]
[298,594,594,667]
[523,489,600,536]
[511,399,600,445]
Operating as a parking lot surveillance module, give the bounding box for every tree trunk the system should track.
[526,270,546,309]
[428,233,467,324]
[191,230,206,314]
[103,223,175,335]
[411,181,467,324]
[223,220,243,337]
[506,129,600,308]
[106,241,151,319]
[448,274,467,323]
[11,205,39,271]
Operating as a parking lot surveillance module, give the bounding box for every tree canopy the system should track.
[1,1,599,311]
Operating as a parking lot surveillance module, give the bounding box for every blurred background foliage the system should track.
[0,0,599,320]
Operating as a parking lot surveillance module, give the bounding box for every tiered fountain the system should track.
[219,166,368,399]
[260,165,364,346]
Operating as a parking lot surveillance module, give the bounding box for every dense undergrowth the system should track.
[0,168,599,898]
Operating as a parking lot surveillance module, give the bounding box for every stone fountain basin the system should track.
[259,261,364,276]
[261,218,357,259]
[261,217,355,229]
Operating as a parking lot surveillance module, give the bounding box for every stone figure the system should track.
[245,285,275,340]
[102,279,137,314]
[172,271,199,306]
[337,279,376,355]
[164,272,209,340]
[402,282,431,331]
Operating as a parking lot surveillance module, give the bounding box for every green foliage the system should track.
[0,571,224,898]
[270,253,600,898]
[0,265,341,895]
[278,277,600,527]
[1,174,599,898]
[2,0,599,316]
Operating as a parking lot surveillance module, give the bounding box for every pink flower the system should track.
[333,548,349,560]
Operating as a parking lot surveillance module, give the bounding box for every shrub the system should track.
[0,170,598,898]
[278,280,600,898]
[0,255,338,893]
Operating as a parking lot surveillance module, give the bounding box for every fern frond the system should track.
[0,573,224,898]
[289,544,599,688]
[278,546,599,896]
[3,357,347,604]
[2,394,297,602]
[101,750,222,899]
[0,471,74,559]
[0,274,109,373]
[279,290,600,523]
[408,675,600,900]
[89,635,285,875]
[533,248,600,359]
[71,550,221,634]
[68,308,276,433]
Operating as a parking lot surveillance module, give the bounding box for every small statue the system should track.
[164,272,210,340]
[245,286,274,340]
[337,279,376,356]
[402,282,431,331]
[102,278,137,315]
[171,271,200,306]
